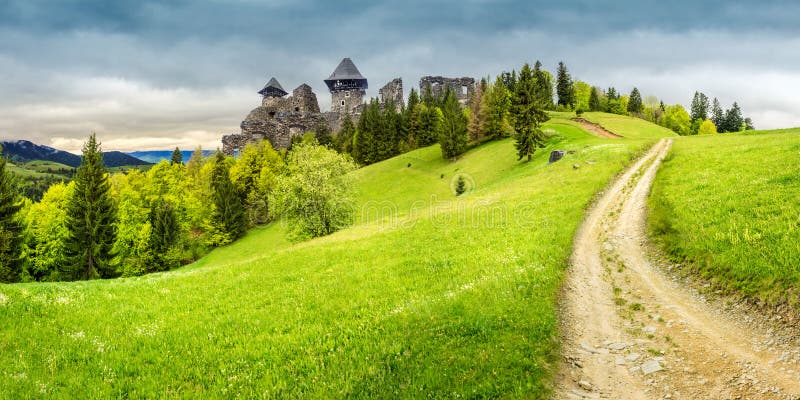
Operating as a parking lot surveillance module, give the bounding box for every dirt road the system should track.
[556,138,800,399]
[572,118,622,139]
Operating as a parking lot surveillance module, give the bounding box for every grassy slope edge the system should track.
[648,128,800,307]
[0,114,664,398]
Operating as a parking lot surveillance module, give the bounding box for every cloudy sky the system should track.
[1,0,798,153]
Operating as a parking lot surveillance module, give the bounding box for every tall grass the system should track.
[649,130,800,307]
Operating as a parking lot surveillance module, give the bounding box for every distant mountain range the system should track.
[127,150,214,164]
[1,140,151,168]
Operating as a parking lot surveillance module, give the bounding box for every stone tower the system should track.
[324,58,368,114]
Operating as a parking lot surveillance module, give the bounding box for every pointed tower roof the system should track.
[324,58,368,92]
[258,77,288,97]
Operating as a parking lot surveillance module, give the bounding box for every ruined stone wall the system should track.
[419,76,476,106]
[222,106,328,155]
[291,84,321,113]
[331,89,366,114]
[379,78,403,111]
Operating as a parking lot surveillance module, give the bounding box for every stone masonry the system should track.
[379,78,404,112]
[419,76,476,106]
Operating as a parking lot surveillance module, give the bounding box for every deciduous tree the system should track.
[270,143,357,241]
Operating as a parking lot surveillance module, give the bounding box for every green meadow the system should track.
[649,128,800,306]
[0,113,670,398]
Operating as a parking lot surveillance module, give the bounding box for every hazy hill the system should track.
[1,140,150,168]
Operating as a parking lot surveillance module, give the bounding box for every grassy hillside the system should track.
[582,112,678,139]
[0,114,667,398]
[649,129,800,307]
[6,161,74,201]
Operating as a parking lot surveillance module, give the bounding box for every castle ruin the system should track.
[222,58,473,155]
[419,76,476,107]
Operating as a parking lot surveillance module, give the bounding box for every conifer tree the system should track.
[455,175,466,196]
[723,102,743,133]
[711,98,725,131]
[414,103,442,147]
[353,101,377,164]
[148,198,180,271]
[533,60,554,110]
[313,122,333,147]
[0,148,23,283]
[627,87,643,114]
[588,87,602,112]
[403,89,421,148]
[380,100,402,159]
[690,91,710,122]
[439,89,468,159]
[63,134,118,280]
[209,151,246,245]
[556,61,575,108]
[170,147,183,165]
[512,63,549,162]
[500,70,517,93]
[335,113,356,154]
[744,117,755,131]
[483,76,512,140]
[467,83,486,142]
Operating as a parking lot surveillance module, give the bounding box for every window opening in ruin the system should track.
[268,111,276,118]
[345,92,350,97]
[341,100,345,106]
[294,107,300,112]
[462,86,468,95]
[233,148,240,158]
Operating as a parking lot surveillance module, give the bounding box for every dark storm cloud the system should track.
[0,0,798,151]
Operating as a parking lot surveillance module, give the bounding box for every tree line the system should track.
[331,60,559,165]
[0,136,355,283]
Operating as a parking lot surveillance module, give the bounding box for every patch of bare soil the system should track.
[573,118,622,139]
[556,138,800,399]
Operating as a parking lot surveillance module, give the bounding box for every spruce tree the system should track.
[711,98,725,132]
[353,101,376,164]
[627,87,643,114]
[556,61,575,108]
[335,113,356,154]
[690,92,710,122]
[467,83,486,142]
[723,102,743,133]
[533,61,554,110]
[588,87,602,112]
[512,63,549,162]
[0,149,23,283]
[439,90,468,159]
[63,134,118,280]
[170,147,183,165]
[209,151,246,245]
[404,89,421,148]
[414,104,441,147]
[313,122,333,147]
[148,198,180,271]
[455,175,466,196]
[484,76,512,140]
